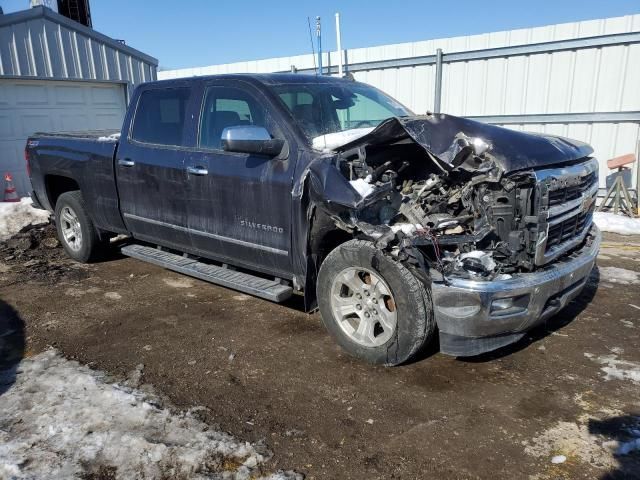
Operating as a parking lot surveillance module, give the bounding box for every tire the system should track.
[317,239,436,366]
[55,191,106,263]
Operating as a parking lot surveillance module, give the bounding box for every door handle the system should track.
[118,158,135,167]
[186,166,208,176]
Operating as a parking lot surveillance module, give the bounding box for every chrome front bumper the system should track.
[432,225,601,356]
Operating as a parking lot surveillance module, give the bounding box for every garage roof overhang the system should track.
[0,6,158,82]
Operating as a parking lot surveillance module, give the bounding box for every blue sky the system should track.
[2,0,639,69]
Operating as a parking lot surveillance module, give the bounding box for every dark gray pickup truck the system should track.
[26,73,601,365]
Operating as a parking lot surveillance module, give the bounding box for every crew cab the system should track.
[26,74,601,365]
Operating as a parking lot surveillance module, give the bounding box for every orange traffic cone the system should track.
[3,173,20,202]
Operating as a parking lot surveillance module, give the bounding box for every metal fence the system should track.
[160,14,640,192]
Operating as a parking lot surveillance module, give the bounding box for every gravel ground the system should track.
[1,224,639,479]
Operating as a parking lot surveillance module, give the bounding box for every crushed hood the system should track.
[336,114,594,173]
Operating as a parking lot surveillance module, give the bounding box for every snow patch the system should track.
[585,353,640,384]
[0,350,300,480]
[598,266,640,285]
[97,132,121,142]
[312,127,374,151]
[64,286,101,297]
[390,223,422,235]
[163,277,195,289]
[349,178,374,199]
[0,197,50,241]
[526,415,640,470]
[594,212,640,236]
[524,420,617,469]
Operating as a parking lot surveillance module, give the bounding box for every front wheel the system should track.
[317,239,436,366]
[55,191,106,263]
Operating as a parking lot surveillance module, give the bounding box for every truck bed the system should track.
[27,129,126,235]
[33,130,121,141]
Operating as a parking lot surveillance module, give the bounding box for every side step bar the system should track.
[121,244,293,302]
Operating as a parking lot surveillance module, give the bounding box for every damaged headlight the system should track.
[456,250,497,277]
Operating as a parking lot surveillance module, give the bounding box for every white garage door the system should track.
[0,79,127,195]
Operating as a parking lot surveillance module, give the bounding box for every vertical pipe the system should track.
[636,138,640,214]
[434,48,443,114]
[335,12,343,76]
[316,16,323,75]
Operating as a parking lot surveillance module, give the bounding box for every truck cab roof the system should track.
[146,72,359,89]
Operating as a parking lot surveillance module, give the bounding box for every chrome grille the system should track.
[548,171,597,207]
[533,158,599,266]
[546,210,592,250]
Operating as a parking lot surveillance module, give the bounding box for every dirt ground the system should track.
[1,224,639,479]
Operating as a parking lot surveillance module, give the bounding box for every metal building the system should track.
[0,6,158,195]
[160,14,640,192]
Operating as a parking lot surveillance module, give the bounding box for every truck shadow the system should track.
[588,414,640,479]
[0,299,26,395]
[92,236,131,264]
[457,265,600,363]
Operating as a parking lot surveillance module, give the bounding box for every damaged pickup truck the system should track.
[26,74,600,365]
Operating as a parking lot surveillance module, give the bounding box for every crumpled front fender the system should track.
[305,157,379,217]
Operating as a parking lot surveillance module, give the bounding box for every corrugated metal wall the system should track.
[0,6,158,89]
[160,14,640,189]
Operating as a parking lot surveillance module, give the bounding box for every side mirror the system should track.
[221,125,284,157]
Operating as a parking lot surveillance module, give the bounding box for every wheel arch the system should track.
[302,207,355,311]
[54,190,107,262]
[44,174,80,210]
[309,211,354,265]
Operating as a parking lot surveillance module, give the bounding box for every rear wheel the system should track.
[317,239,436,366]
[55,191,106,263]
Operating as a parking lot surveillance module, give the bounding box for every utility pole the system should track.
[434,48,443,114]
[335,13,343,76]
[316,16,323,75]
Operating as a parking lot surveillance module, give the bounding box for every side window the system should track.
[278,91,320,136]
[131,88,190,146]
[216,99,253,122]
[278,91,313,111]
[199,86,267,150]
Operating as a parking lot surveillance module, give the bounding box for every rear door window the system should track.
[131,88,191,147]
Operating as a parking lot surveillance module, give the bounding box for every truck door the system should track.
[184,80,295,277]
[116,85,194,250]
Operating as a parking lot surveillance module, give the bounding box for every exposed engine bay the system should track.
[307,114,598,282]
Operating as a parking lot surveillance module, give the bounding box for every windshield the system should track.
[271,81,413,142]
